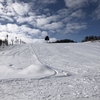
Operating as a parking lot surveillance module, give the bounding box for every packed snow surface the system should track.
[0,42,100,100]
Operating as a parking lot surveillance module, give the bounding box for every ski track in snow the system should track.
[0,42,100,100]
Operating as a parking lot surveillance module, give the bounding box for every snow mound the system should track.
[19,64,55,78]
[0,64,55,79]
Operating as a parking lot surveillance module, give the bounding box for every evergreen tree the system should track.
[82,35,100,42]
[45,36,49,42]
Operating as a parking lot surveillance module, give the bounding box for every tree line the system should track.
[45,36,75,43]
[82,36,100,42]
[52,39,75,43]
[45,35,100,43]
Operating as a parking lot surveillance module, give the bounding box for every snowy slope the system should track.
[0,42,100,100]
[0,44,55,79]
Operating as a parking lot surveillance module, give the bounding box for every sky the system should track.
[0,0,100,42]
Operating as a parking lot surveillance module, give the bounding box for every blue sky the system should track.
[0,0,100,42]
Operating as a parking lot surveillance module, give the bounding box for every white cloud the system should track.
[36,15,59,27]
[12,2,30,16]
[0,31,9,40]
[65,22,87,34]
[31,29,41,36]
[0,24,7,32]
[0,0,4,3]
[57,9,86,23]
[41,0,57,4]
[16,16,36,24]
[41,22,64,30]
[0,15,14,22]
[7,24,19,33]
[58,9,85,24]
[0,3,5,14]
[41,31,48,38]
[70,9,85,19]
[17,25,42,38]
[6,5,16,16]
[92,4,100,20]
[0,3,15,22]
[36,17,50,27]
[64,0,88,9]
[64,0,99,9]
[0,3,15,16]
[57,9,71,18]
[6,0,14,4]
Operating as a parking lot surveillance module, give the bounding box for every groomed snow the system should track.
[0,42,100,100]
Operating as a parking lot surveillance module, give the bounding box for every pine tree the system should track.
[45,36,49,42]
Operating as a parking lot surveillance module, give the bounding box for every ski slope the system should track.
[0,44,55,79]
[0,42,100,100]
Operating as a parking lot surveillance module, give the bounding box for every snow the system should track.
[0,42,100,100]
[0,44,55,79]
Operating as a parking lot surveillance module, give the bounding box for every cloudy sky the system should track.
[0,0,100,42]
